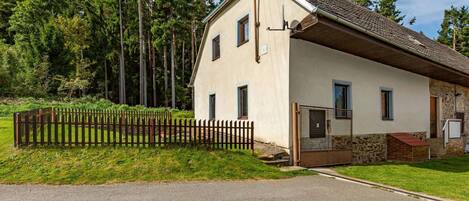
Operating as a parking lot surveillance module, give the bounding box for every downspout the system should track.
[254,0,260,63]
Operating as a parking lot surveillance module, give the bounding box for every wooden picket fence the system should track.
[13,108,254,151]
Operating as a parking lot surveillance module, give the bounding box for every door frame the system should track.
[430,96,441,139]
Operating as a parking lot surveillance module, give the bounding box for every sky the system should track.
[397,0,469,39]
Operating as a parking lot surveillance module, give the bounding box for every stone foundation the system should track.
[332,134,387,164]
[331,132,428,164]
[447,138,465,157]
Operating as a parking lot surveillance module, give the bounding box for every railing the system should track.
[13,108,254,151]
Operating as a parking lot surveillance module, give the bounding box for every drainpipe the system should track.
[254,0,260,63]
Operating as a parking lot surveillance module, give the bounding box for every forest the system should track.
[0,0,467,109]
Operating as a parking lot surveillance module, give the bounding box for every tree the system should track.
[375,0,405,23]
[138,0,147,106]
[438,6,469,57]
[118,0,126,104]
[354,0,374,9]
[0,0,17,44]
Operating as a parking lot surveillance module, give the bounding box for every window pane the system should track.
[381,90,392,120]
[238,16,249,46]
[334,84,349,118]
[212,35,220,60]
[238,86,248,118]
[209,94,216,120]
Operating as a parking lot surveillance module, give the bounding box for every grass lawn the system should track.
[0,117,310,184]
[336,157,469,201]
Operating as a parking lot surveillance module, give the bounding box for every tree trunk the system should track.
[191,21,196,69]
[118,0,126,104]
[453,27,457,50]
[182,41,185,85]
[138,0,147,106]
[171,30,176,109]
[104,60,108,100]
[163,45,168,107]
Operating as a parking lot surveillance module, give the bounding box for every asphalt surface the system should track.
[0,175,419,201]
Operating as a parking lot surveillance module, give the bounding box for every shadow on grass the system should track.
[405,155,469,173]
[343,155,469,173]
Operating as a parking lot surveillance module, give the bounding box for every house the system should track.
[189,0,469,166]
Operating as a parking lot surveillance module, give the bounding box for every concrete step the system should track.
[263,159,290,166]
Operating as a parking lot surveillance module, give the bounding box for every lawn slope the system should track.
[0,118,309,184]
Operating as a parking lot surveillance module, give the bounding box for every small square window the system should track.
[237,15,249,46]
[212,35,220,61]
[238,86,248,119]
[381,90,393,120]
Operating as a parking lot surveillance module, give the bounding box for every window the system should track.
[334,83,351,119]
[238,86,248,119]
[212,35,220,61]
[237,15,249,46]
[209,94,216,120]
[381,89,393,120]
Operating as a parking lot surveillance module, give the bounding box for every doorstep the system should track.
[310,168,451,201]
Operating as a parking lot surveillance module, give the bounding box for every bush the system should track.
[0,97,194,118]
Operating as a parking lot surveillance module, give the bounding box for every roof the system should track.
[389,133,429,147]
[190,0,469,86]
[305,0,469,75]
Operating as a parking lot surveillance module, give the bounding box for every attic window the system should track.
[407,35,426,48]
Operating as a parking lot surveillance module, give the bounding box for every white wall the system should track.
[193,0,309,147]
[290,39,431,136]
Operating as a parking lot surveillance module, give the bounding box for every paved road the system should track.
[0,176,418,201]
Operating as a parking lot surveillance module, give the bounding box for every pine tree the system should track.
[375,0,405,23]
[118,0,126,104]
[0,0,17,44]
[438,6,469,57]
[354,0,374,9]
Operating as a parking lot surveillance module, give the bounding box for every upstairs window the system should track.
[209,94,216,120]
[238,86,248,119]
[334,82,352,119]
[381,89,393,120]
[237,15,249,46]
[212,35,220,61]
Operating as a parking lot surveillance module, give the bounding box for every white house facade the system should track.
[191,0,469,165]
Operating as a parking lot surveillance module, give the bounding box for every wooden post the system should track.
[14,113,19,147]
[250,121,254,154]
[291,102,300,166]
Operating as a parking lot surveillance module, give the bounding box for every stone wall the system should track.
[430,79,469,137]
[332,134,387,164]
[430,79,468,156]
[331,132,428,164]
[447,138,465,157]
[411,132,427,142]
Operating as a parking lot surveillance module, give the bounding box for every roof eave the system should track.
[296,0,469,79]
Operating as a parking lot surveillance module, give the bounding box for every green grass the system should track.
[0,117,310,184]
[336,157,469,201]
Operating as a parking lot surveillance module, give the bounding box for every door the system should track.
[309,110,326,138]
[430,97,438,138]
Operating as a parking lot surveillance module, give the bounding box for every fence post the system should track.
[14,113,19,147]
[251,121,254,155]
